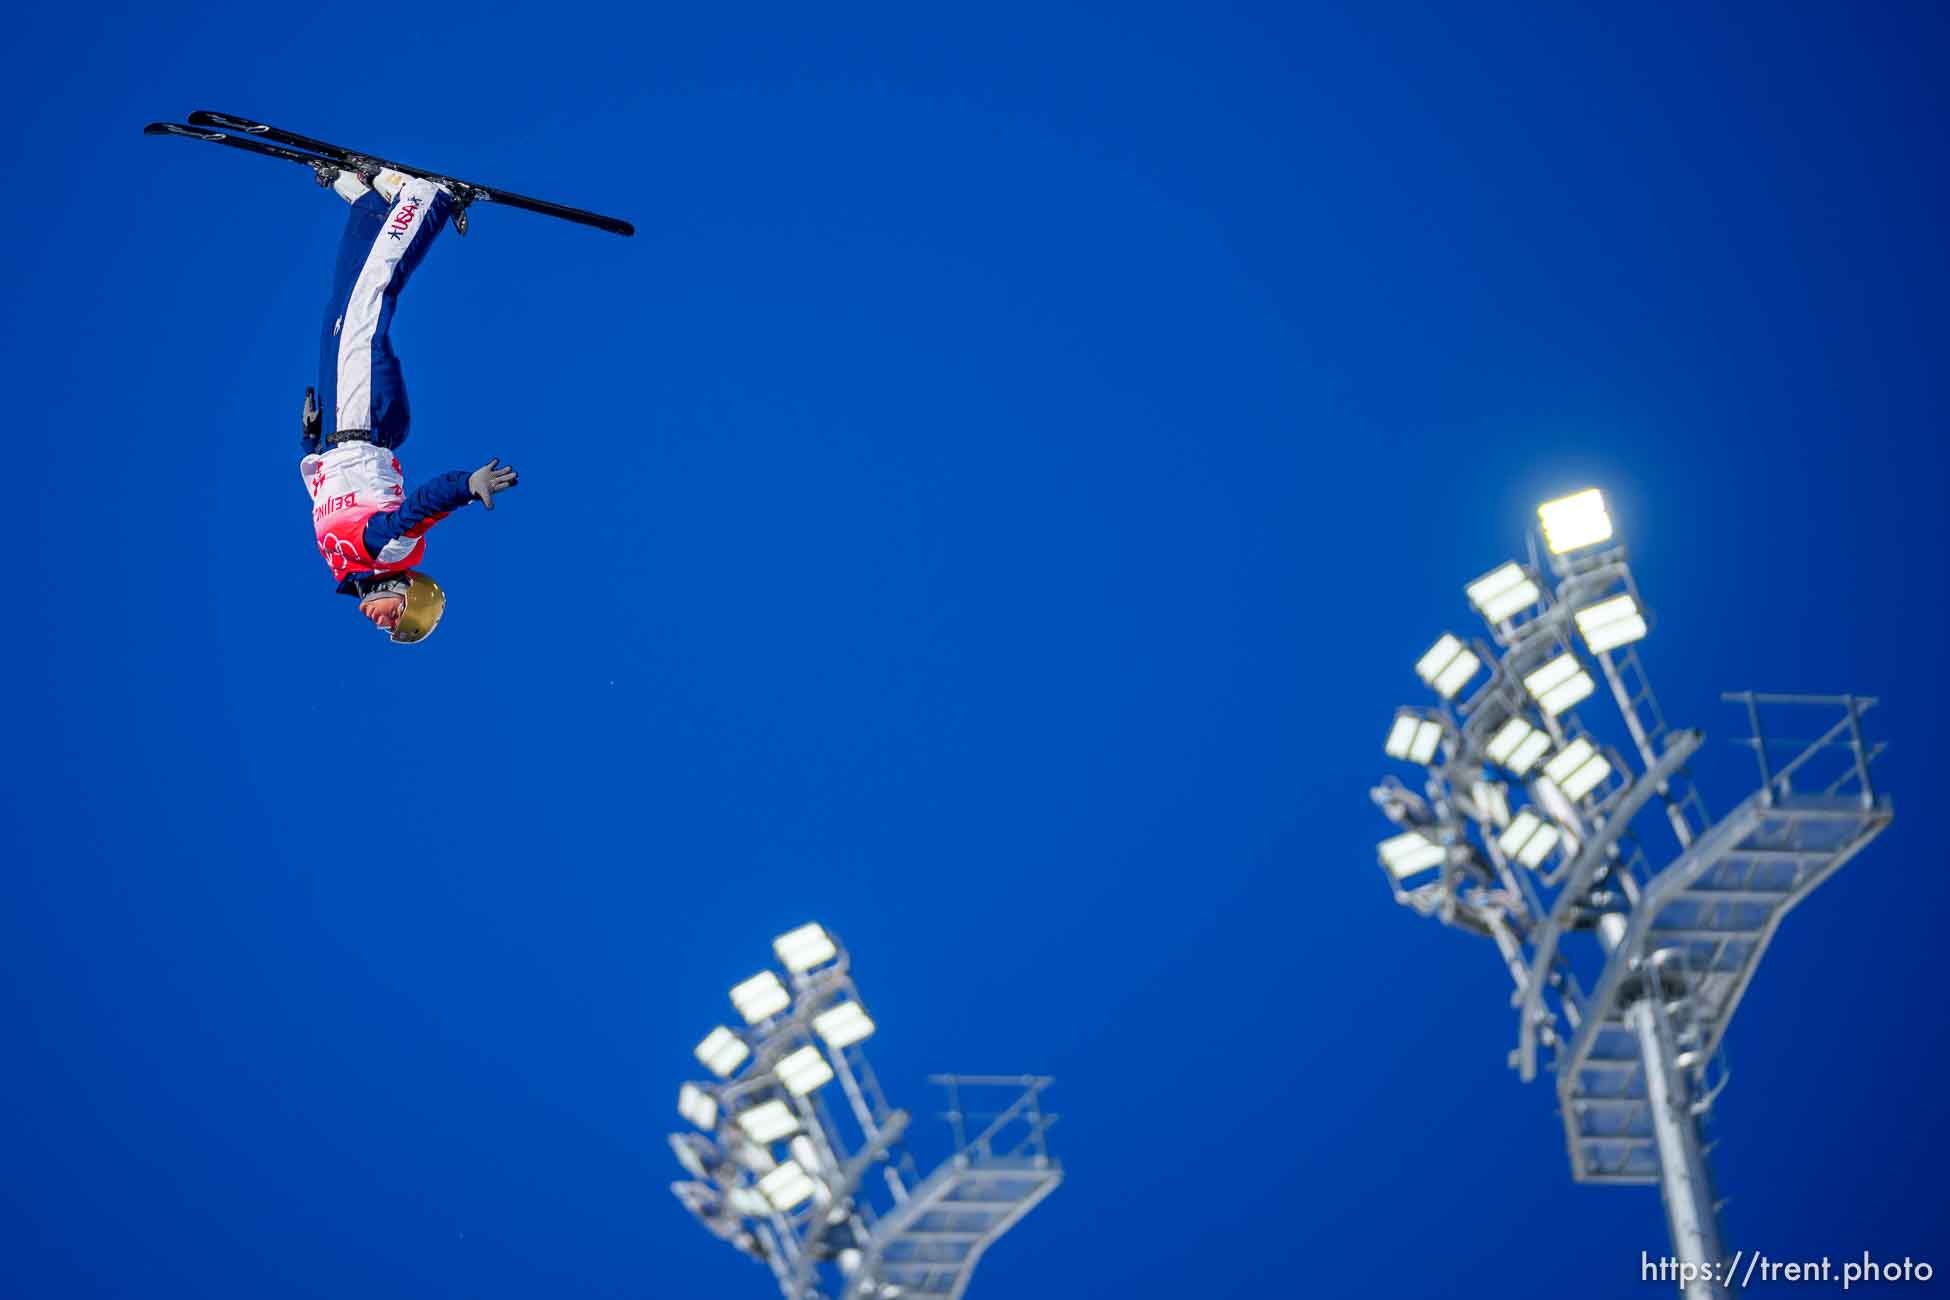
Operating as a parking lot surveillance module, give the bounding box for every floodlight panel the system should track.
[1432,647,1481,699]
[1408,720,1441,763]
[736,1099,800,1144]
[1584,612,1647,654]
[773,923,838,974]
[1415,633,1465,685]
[759,1161,817,1212]
[1379,831,1444,878]
[1524,654,1578,695]
[731,971,791,1024]
[678,1083,719,1130]
[1485,716,1534,764]
[1517,822,1561,867]
[776,1045,835,1097]
[1543,739,1596,783]
[1539,488,1613,554]
[730,1187,772,1218]
[1525,654,1594,717]
[1575,593,1648,654]
[1538,673,1595,716]
[1560,756,1611,800]
[789,1135,821,1174]
[1416,634,1481,699]
[1385,714,1419,759]
[669,1133,712,1180]
[812,1001,875,1050]
[1508,729,1552,775]
[734,1140,777,1175]
[1472,780,1509,828]
[1467,562,1542,623]
[696,1027,751,1078]
[1498,811,1543,858]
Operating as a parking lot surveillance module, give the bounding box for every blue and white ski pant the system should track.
[318,178,454,449]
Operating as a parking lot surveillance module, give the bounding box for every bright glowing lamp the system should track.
[736,1099,800,1144]
[1385,712,1443,764]
[1542,738,1613,801]
[1485,716,1551,776]
[730,1187,772,1218]
[812,1002,875,1051]
[1472,780,1510,828]
[1498,810,1563,869]
[773,923,838,974]
[731,971,792,1025]
[776,1045,835,1097]
[1523,654,1595,717]
[1379,831,1445,879]
[1466,562,1542,624]
[1415,633,1482,700]
[1574,593,1648,654]
[678,1082,719,1130]
[696,1026,750,1078]
[759,1161,817,1212]
[1538,488,1613,554]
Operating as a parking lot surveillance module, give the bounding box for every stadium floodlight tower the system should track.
[670,923,1061,1300]
[1371,488,1893,1300]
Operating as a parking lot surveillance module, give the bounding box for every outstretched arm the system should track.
[362,469,476,556]
[361,458,520,556]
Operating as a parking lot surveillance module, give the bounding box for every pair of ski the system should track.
[144,110,634,238]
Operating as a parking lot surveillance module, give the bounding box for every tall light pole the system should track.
[1372,489,1893,1299]
[670,923,1061,1300]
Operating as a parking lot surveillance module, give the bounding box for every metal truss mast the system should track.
[1370,489,1893,1300]
[670,924,1061,1300]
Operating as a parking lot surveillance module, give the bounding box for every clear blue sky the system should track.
[3,2,1945,1296]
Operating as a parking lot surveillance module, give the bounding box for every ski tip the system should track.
[142,122,176,136]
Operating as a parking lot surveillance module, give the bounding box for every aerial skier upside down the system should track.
[301,168,517,643]
[146,111,631,641]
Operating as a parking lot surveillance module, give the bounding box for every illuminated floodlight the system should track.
[812,1001,876,1051]
[696,1026,751,1078]
[1574,593,1649,654]
[1538,488,1613,554]
[1466,562,1542,624]
[1543,738,1613,802]
[1472,780,1510,828]
[1415,633,1482,700]
[733,1140,777,1175]
[1379,831,1445,880]
[759,1161,818,1212]
[789,1135,822,1174]
[678,1082,719,1130]
[736,1099,800,1144]
[776,1045,835,1097]
[1485,716,1551,776]
[731,971,792,1025]
[730,1187,772,1218]
[1497,810,1562,869]
[669,1132,714,1180]
[1524,654,1595,717]
[1385,712,1443,764]
[773,923,839,974]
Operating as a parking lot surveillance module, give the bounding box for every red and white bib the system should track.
[299,443,423,584]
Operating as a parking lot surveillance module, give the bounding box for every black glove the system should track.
[302,387,322,444]
[469,457,519,509]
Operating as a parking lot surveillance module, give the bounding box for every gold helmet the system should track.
[390,571,447,643]
[360,571,447,644]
